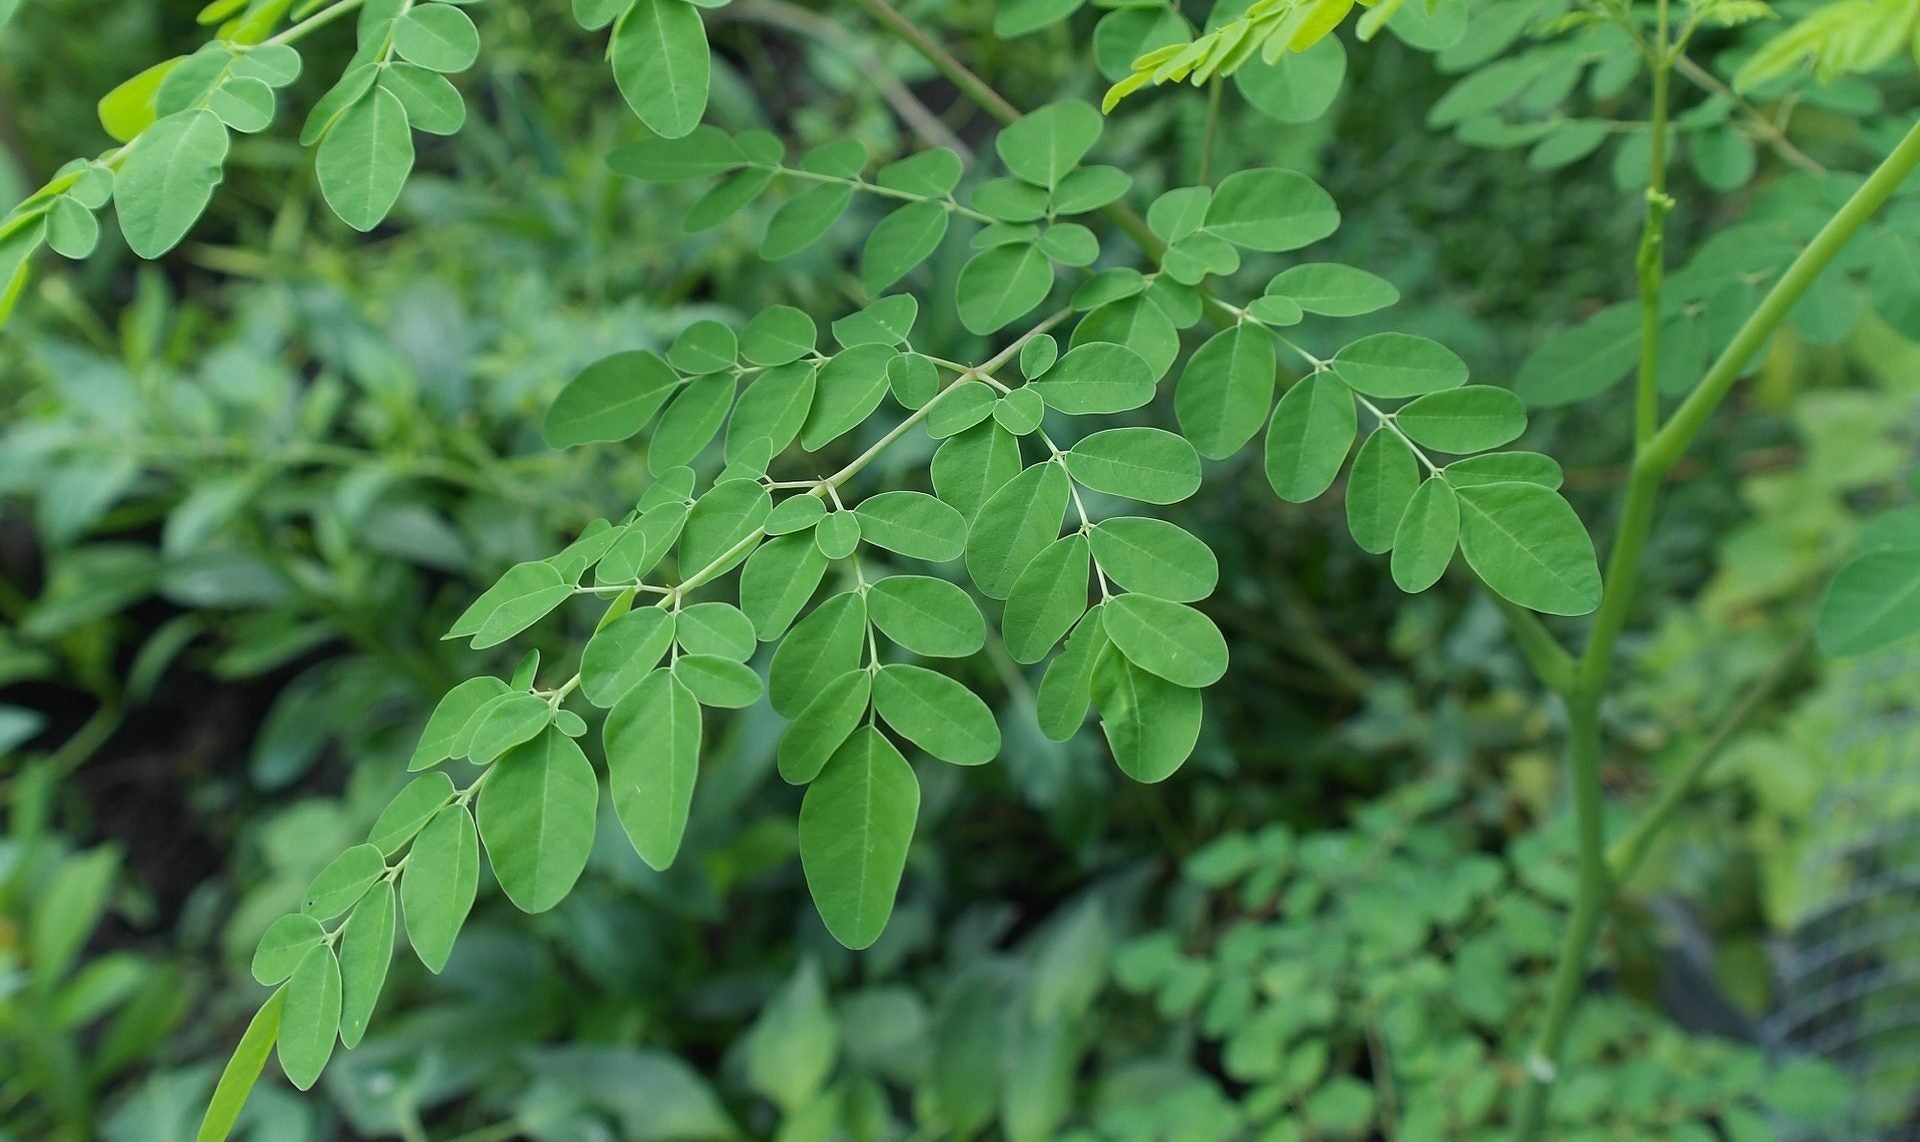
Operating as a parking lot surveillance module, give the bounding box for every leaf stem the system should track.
[764,163,995,222]
[1606,628,1811,883]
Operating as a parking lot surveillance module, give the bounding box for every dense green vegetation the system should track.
[2,0,1917,1137]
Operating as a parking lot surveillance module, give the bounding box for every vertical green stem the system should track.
[1634,0,1674,447]
[1515,114,1920,1139]
[1512,697,1608,1134]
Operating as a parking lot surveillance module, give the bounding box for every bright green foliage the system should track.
[477,727,598,912]
[276,945,340,1090]
[609,0,710,137]
[800,728,920,949]
[604,670,703,869]
[105,0,1874,1123]
[400,806,478,973]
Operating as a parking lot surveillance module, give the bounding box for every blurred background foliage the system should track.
[0,0,1914,1137]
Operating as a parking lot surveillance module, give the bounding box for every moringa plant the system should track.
[8,0,1920,1137]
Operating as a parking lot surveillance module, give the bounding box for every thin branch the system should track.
[1607,629,1813,883]
[1672,53,1829,178]
[718,0,974,160]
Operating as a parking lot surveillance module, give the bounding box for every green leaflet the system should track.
[868,575,986,658]
[113,109,229,258]
[799,726,920,949]
[465,692,550,765]
[409,676,510,770]
[1102,593,1229,688]
[889,352,940,408]
[864,200,950,293]
[1346,429,1422,555]
[816,510,861,559]
[1073,295,1181,381]
[673,653,763,708]
[447,561,570,646]
[1037,606,1108,742]
[299,64,377,146]
[611,0,710,138]
[368,772,455,854]
[994,387,1047,435]
[1236,36,1347,123]
[967,461,1070,599]
[99,57,184,144]
[996,100,1102,189]
[277,945,341,1091]
[728,361,815,461]
[687,167,775,231]
[1003,534,1091,664]
[1266,262,1399,316]
[1202,168,1339,251]
[854,490,967,562]
[605,670,703,869]
[1092,645,1201,783]
[769,591,869,716]
[1265,372,1357,503]
[400,805,478,973]
[1452,480,1602,616]
[1029,341,1155,414]
[803,344,895,450]
[378,64,465,135]
[581,607,675,707]
[778,669,872,786]
[1176,323,1278,459]
[196,988,285,1142]
[207,78,274,134]
[763,181,854,259]
[1053,164,1132,213]
[1064,428,1201,505]
[316,88,414,232]
[741,532,829,640]
[1090,518,1218,602]
[392,4,480,73]
[251,914,324,986]
[1816,512,1920,655]
[337,880,395,1049]
[477,727,599,911]
[1148,187,1209,244]
[873,662,1001,765]
[1444,450,1564,489]
[741,305,818,365]
[1390,478,1460,593]
[974,177,1048,221]
[682,478,771,576]
[1395,385,1527,453]
[877,147,964,197]
[1330,333,1468,399]
[650,373,735,473]
[669,319,737,373]
[1020,333,1060,380]
[957,243,1053,334]
[300,843,384,920]
[675,601,756,661]
[927,380,997,439]
[933,422,1024,521]
[600,501,688,584]
[549,521,623,583]
[766,493,828,536]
